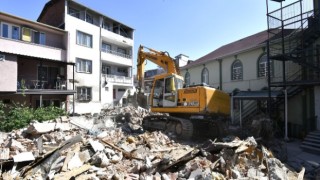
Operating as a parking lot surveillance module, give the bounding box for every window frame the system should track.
[76,30,92,48]
[258,53,273,78]
[85,12,93,24]
[76,58,92,74]
[102,43,111,53]
[77,87,92,102]
[12,25,20,40]
[231,60,243,80]
[69,7,80,18]
[201,67,209,84]
[1,22,20,40]
[1,23,9,38]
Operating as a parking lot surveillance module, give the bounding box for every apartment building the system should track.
[38,0,134,114]
[181,0,320,138]
[0,11,75,109]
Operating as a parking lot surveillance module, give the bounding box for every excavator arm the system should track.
[136,45,180,93]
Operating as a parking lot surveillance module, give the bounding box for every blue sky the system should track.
[0,0,287,70]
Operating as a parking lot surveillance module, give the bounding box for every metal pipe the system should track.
[284,89,289,140]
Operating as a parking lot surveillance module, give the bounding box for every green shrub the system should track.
[0,102,66,132]
[0,102,34,132]
[0,101,6,121]
[34,105,66,122]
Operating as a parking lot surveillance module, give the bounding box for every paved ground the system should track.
[285,139,320,179]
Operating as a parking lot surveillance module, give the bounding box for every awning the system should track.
[233,90,283,100]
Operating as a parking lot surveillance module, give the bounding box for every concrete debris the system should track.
[0,105,305,179]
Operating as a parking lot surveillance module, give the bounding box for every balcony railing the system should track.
[105,74,132,84]
[101,48,132,59]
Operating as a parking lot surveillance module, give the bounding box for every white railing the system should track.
[105,74,132,84]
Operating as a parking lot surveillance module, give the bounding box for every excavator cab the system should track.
[151,74,184,107]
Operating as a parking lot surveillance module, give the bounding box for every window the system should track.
[85,13,93,24]
[12,26,20,40]
[22,27,31,42]
[38,66,48,81]
[185,72,190,86]
[232,60,243,80]
[258,54,272,77]
[33,31,46,45]
[1,23,20,40]
[102,21,111,30]
[0,54,5,61]
[69,7,80,18]
[102,65,110,74]
[76,31,92,48]
[102,43,111,53]
[77,87,92,101]
[117,48,126,56]
[76,58,92,73]
[201,67,209,84]
[1,23,9,38]
[117,67,127,73]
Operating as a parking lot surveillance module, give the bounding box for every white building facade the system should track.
[38,0,134,114]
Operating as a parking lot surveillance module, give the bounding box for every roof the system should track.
[181,29,294,70]
[38,0,134,30]
[0,11,67,33]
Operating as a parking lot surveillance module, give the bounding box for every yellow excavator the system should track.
[136,45,230,139]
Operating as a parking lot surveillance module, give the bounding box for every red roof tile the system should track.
[182,30,270,69]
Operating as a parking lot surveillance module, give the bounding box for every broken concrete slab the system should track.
[89,139,105,152]
[25,123,56,135]
[13,152,35,162]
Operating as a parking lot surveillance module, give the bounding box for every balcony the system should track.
[104,74,132,85]
[101,49,132,66]
[101,48,131,59]
[101,28,133,47]
[0,37,66,61]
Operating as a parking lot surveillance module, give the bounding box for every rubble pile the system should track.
[0,106,305,179]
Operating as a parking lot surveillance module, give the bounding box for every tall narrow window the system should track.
[22,27,31,42]
[258,54,272,77]
[201,67,209,84]
[76,31,92,48]
[12,26,20,40]
[40,32,46,45]
[232,60,243,80]
[85,13,93,24]
[185,72,190,86]
[76,58,92,73]
[1,23,9,38]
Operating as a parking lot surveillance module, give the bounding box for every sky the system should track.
[0,0,289,71]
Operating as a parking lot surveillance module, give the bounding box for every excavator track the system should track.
[142,115,228,140]
[142,115,193,139]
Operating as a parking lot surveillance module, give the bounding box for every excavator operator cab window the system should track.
[165,77,175,93]
[152,79,164,107]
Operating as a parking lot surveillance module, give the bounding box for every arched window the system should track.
[231,60,243,80]
[201,67,209,84]
[258,54,272,77]
[184,72,190,86]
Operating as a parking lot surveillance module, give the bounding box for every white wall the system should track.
[65,14,101,114]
